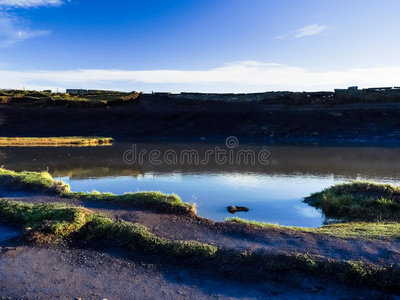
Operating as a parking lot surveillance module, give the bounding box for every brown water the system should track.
[1,142,399,227]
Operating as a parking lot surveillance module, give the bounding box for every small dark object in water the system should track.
[226,206,249,214]
[227,206,236,214]
[235,206,249,212]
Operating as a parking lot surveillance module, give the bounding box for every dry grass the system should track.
[0,137,114,147]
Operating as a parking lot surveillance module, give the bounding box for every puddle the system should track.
[0,226,20,242]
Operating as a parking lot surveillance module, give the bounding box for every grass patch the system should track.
[0,167,70,193]
[0,168,195,214]
[0,200,89,243]
[82,214,216,257]
[0,136,114,147]
[0,199,216,257]
[226,217,400,241]
[66,190,196,214]
[304,181,400,221]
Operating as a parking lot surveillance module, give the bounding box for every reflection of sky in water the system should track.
[4,143,400,228]
[58,173,348,227]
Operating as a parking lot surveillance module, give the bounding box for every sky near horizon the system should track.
[0,0,400,93]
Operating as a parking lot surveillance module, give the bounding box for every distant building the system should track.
[66,89,90,95]
[366,87,393,92]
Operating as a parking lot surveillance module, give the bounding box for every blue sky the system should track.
[0,0,400,92]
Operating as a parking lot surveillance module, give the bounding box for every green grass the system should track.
[0,167,70,193]
[304,181,400,221]
[0,168,195,214]
[83,214,216,257]
[0,137,114,146]
[66,190,195,213]
[0,200,89,243]
[226,217,400,241]
[0,199,216,257]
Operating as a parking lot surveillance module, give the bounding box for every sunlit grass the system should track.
[0,137,114,147]
[0,167,70,193]
[304,181,400,221]
[0,90,140,106]
[0,199,216,257]
[0,167,195,213]
[226,217,400,241]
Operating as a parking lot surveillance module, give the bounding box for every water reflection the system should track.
[1,142,399,227]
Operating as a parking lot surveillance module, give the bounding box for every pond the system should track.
[1,142,399,227]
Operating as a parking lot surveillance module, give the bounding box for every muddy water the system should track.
[1,142,400,227]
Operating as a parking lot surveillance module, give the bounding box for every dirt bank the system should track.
[1,95,400,145]
[0,196,397,299]
[0,189,399,298]
[4,193,400,265]
[1,170,400,298]
[0,244,388,300]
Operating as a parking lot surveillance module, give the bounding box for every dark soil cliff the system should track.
[1,95,400,145]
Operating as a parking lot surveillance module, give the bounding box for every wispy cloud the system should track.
[0,0,63,8]
[1,61,400,92]
[295,24,328,38]
[0,12,50,47]
[0,0,64,46]
[275,24,329,40]
[274,34,287,40]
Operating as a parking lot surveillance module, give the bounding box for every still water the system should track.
[1,142,399,227]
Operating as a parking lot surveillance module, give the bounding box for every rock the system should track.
[226,206,236,214]
[226,206,249,214]
[235,206,249,212]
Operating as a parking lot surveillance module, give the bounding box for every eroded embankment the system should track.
[1,168,400,291]
[1,95,400,144]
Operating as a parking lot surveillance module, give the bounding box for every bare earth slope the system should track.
[1,96,400,145]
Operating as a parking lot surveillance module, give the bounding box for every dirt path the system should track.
[4,193,400,266]
[0,244,388,300]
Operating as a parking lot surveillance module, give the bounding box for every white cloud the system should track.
[1,61,400,92]
[274,24,329,40]
[0,12,50,47]
[0,0,63,8]
[274,34,287,40]
[294,205,321,218]
[295,24,328,38]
